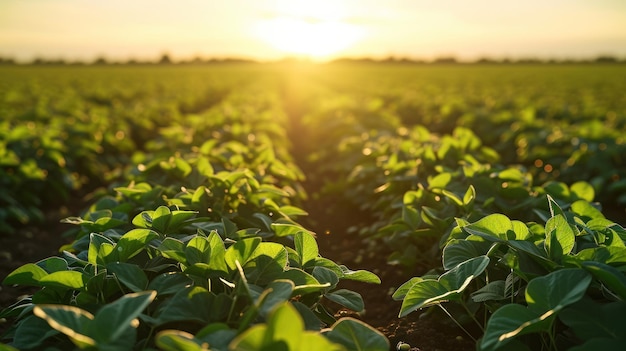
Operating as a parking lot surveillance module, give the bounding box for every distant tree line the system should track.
[0,53,624,66]
[329,55,625,65]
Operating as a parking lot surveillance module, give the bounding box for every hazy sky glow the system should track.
[1,0,625,62]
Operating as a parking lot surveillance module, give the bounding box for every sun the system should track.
[253,2,365,60]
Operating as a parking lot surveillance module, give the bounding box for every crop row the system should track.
[1,69,389,350]
[298,66,626,349]
[2,65,626,350]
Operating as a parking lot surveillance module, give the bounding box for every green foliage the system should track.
[395,196,626,350]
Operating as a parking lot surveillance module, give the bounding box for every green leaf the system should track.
[471,280,506,302]
[392,277,423,301]
[271,223,312,237]
[582,261,626,300]
[244,242,288,285]
[149,286,228,326]
[399,256,489,317]
[295,231,319,268]
[36,257,69,273]
[279,269,330,295]
[115,229,159,262]
[570,200,604,222]
[545,214,575,260]
[158,237,186,262]
[12,315,59,350]
[185,235,211,265]
[324,317,389,351]
[151,206,172,233]
[480,268,592,351]
[229,302,343,351]
[480,304,552,351]
[463,185,476,206]
[89,290,156,344]
[325,289,365,312]
[106,262,149,292]
[560,298,626,340]
[443,239,494,270]
[34,304,96,349]
[258,280,295,318]
[147,272,193,296]
[207,230,228,274]
[570,181,595,202]
[3,263,48,286]
[39,270,86,290]
[463,214,529,241]
[338,266,381,284]
[225,237,262,271]
[156,330,204,351]
[88,233,116,265]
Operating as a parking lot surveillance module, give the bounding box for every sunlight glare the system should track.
[253,1,365,60]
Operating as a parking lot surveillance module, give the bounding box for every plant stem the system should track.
[437,304,477,343]
[461,302,484,332]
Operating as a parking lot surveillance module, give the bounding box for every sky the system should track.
[1,0,625,62]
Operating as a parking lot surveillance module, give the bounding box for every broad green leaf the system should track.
[338,266,381,284]
[36,257,69,273]
[33,305,96,349]
[471,280,506,302]
[185,236,211,265]
[258,280,295,318]
[324,317,389,351]
[443,239,494,270]
[12,315,59,350]
[572,246,626,266]
[570,200,604,222]
[155,330,204,351]
[480,304,553,351]
[545,214,575,260]
[399,256,489,317]
[244,242,288,285]
[279,269,330,295]
[147,272,193,296]
[89,291,156,344]
[196,323,238,349]
[325,289,365,312]
[225,237,262,271]
[569,338,626,351]
[481,268,592,351]
[271,223,311,237]
[463,185,476,206]
[149,286,229,326]
[439,255,490,291]
[106,262,149,292]
[560,298,626,340]
[167,210,199,232]
[230,302,343,351]
[39,271,86,290]
[88,233,115,265]
[441,189,463,207]
[3,263,48,286]
[158,237,186,262]
[312,267,340,290]
[582,261,626,300]
[207,230,228,274]
[151,206,172,233]
[463,214,529,241]
[570,181,595,202]
[295,231,319,268]
[391,277,423,301]
[115,229,159,262]
[228,325,267,351]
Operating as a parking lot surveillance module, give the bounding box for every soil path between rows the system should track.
[280,73,475,351]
